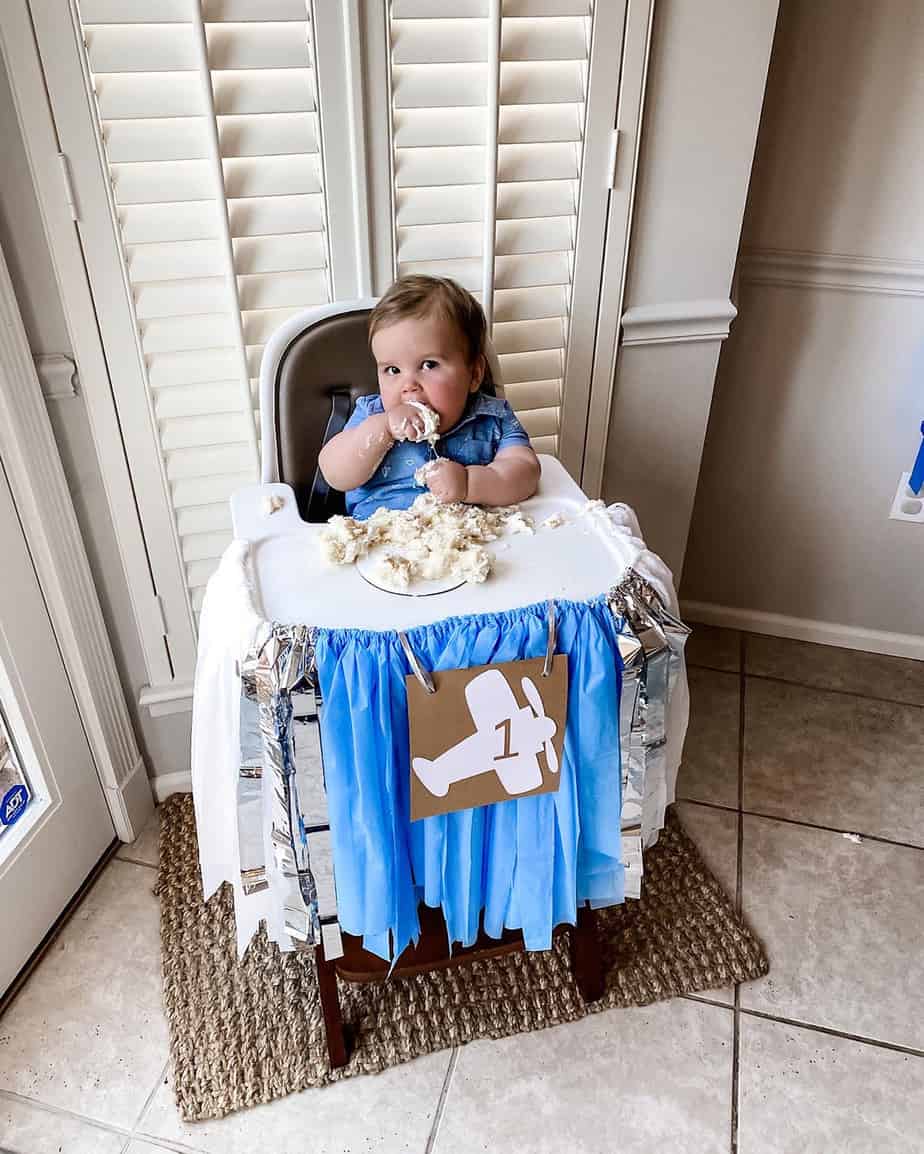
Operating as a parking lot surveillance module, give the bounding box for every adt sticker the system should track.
[1,784,29,828]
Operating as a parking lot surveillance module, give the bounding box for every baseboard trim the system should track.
[152,770,192,803]
[681,601,924,661]
[105,754,155,842]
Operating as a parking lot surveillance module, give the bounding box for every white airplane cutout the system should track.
[412,668,559,798]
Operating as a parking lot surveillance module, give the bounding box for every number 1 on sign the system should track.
[495,717,517,761]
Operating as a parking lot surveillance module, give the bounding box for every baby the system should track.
[318,275,540,519]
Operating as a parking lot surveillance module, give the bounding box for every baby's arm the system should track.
[317,411,393,491]
[426,446,540,507]
[318,403,431,491]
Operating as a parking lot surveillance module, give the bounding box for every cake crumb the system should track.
[505,511,535,535]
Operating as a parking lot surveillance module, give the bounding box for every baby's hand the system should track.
[424,459,468,504]
[386,403,430,443]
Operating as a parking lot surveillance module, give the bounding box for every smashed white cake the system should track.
[317,514,369,565]
[375,553,413,590]
[318,493,526,587]
[413,459,440,488]
[406,400,441,445]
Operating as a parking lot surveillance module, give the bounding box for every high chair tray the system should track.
[230,455,646,631]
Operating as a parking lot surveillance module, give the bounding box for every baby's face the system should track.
[372,311,484,431]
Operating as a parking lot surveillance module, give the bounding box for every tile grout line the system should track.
[675,797,924,855]
[686,660,924,713]
[423,1046,460,1154]
[730,630,747,1154]
[680,993,735,1011]
[114,854,159,871]
[737,809,923,853]
[129,1059,207,1154]
[129,1058,170,1137]
[737,1007,924,1059]
[129,1133,206,1154]
[128,1136,205,1154]
[0,1087,132,1139]
[676,798,739,814]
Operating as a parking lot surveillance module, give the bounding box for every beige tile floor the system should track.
[1,629,922,1153]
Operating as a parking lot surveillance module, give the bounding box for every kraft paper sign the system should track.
[407,655,568,821]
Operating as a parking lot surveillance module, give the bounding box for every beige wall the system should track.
[602,0,780,578]
[682,0,924,647]
[0,55,192,783]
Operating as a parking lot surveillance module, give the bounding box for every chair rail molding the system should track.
[740,247,924,298]
[34,353,78,399]
[139,680,195,718]
[620,299,738,346]
[0,241,152,841]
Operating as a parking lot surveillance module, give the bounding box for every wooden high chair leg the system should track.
[570,905,605,1003]
[315,943,349,1069]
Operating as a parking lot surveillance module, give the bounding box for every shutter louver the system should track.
[77,0,331,611]
[388,1,594,455]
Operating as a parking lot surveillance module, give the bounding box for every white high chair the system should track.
[255,301,606,1068]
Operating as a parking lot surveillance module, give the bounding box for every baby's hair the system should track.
[369,275,486,366]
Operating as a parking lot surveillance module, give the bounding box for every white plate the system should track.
[355,544,466,597]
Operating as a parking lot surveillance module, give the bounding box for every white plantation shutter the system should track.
[75,0,331,616]
[24,0,635,692]
[387,0,595,456]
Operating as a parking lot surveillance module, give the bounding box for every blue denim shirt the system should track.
[344,392,530,520]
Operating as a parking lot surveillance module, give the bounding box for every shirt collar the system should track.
[446,391,505,433]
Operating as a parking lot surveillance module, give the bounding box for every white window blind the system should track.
[76,0,331,613]
[388,0,594,456]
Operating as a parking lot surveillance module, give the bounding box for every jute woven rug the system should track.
[158,794,767,1121]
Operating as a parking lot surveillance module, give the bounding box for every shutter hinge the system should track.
[607,129,620,189]
[152,593,168,638]
[57,152,78,221]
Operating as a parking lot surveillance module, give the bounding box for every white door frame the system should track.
[578,0,656,497]
[0,239,151,842]
[0,1,179,697]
